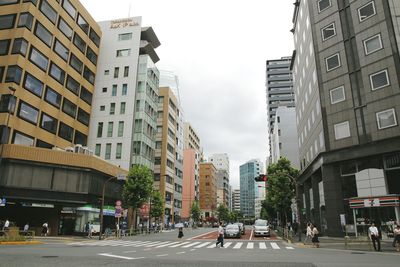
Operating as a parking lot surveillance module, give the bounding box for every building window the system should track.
[102,87,107,93]
[17,12,33,30]
[110,103,115,115]
[104,70,109,75]
[34,21,53,47]
[40,0,57,24]
[334,121,351,140]
[52,39,68,61]
[363,34,382,55]
[376,108,397,130]
[318,0,331,13]
[44,86,61,108]
[0,0,19,6]
[77,13,89,34]
[23,72,44,97]
[0,66,4,82]
[13,131,34,146]
[0,14,16,30]
[114,67,119,78]
[100,105,105,111]
[95,144,101,156]
[116,49,131,57]
[89,28,100,47]
[73,33,86,53]
[118,121,124,137]
[5,65,22,84]
[29,46,48,71]
[36,139,52,149]
[58,122,73,142]
[118,33,132,41]
[62,0,76,19]
[321,23,336,41]
[116,143,122,159]
[111,84,117,96]
[22,0,38,4]
[122,84,127,95]
[11,38,28,56]
[124,66,129,77]
[97,122,103,138]
[325,53,341,71]
[329,86,345,104]
[62,97,77,118]
[40,112,57,134]
[83,66,95,84]
[105,143,111,159]
[86,46,97,65]
[370,69,389,90]
[18,101,39,125]
[49,62,65,84]
[77,108,89,126]
[358,1,376,22]
[69,53,83,74]
[65,75,80,95]
[58,17,73,39]
[74,130,87,146]
[120,102,126,114]
[80,86,92,105]
[0,39,10,56]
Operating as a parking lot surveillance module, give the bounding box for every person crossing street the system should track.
[215,222,224,248]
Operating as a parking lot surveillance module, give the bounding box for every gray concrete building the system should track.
[292,0,400,237]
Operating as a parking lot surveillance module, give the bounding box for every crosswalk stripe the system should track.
[259,242,267,249]
[286,247,294,250]
[233,242,243,249]
[271,242,280,249]
[132,241,153,247]
[182,241,201,248]
[207,242,217,248]
[145,241,168,247]
[222,242,232,248]
[247,242,254,249]
[169,241,190,248]
[194,242,211,248]
[120,241,143,247]
[156,241,180,248]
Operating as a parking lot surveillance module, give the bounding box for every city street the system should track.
[0,228,399,267]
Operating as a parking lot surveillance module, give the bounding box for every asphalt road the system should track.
[0,228,399,267]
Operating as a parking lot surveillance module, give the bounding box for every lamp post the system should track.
[0,86,16,169]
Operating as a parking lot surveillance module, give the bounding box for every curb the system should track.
[0,241,43,245]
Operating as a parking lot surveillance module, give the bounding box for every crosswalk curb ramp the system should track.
[68,240,294,250]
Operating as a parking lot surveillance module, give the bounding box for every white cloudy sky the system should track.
[81,0,295,189]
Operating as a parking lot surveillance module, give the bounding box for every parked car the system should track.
[234,222,245,235]
[224,224,241,238]
[253,219,270,237]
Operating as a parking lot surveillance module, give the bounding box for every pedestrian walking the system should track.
[215,222,224,248]
[3,219,10,231]
[86,221,93,238]
[178,227,184,238]
[23,222,29,235]
[292,221,299,236]
[311,225,320,248]
[368,222,381,251]
[304,223,313,244]
[393,224,400,252]
[41,222,49,236]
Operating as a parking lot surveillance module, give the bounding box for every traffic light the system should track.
[255,174,267,182]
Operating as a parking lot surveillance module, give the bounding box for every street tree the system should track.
[266,157,299,225]
[217,204,230,222]
[122,165,153,229]
[190,201,201,224]
[150,190,163,224]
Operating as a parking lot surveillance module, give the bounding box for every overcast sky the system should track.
[81,0,295,189]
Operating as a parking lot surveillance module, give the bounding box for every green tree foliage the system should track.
[190,201,201,223]
[150,190,163,220]
[266,157,299,224]
[216,204,230,222]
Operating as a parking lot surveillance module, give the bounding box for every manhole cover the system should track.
[42,256,59,258]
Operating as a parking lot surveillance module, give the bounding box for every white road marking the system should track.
[98,253,144,260]
[247,242,254,249]
[190,249,196,251]
[249,229,254,240]
[132,241,153,247]
[156,254,168,257]
[145,241,168,247]
[259,242,267,249]
[143,248,152,251]
[122,250,136,253]
[222,242,232,248]
[194,242,211,248]
[233,242,243,249]
[286,246,294,250]
[207,242,217,248]
[169,241,190,248]
[156,241,180,248]
[188,230,217,240]
[182,241,201,248]
[176,251,186,254]
[271,242,280,249]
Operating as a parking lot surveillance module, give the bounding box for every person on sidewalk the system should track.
[393,224,400,252]
[178,227,184,239]
[368,222,381,251]
[41,222,48,236]
[215,222,224,248]
[311,225,320,248]
[304,223,313,244]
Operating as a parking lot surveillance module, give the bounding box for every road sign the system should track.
[117,174,126,181]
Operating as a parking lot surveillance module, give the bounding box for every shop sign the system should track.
[350,196,399,208]
[22,202,54,208]
[61,207,76,214]
[0,198,6,207]
[110,18,139,29]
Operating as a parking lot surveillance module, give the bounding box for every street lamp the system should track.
[0,86,17,170]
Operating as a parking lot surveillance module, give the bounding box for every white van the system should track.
[253,219,270,237]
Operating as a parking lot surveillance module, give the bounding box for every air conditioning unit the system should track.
[65,147,74,152]
[74,144,84,154]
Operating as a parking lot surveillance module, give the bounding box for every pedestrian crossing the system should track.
[68,240,294,250]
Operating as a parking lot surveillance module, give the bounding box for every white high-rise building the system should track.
[209,153,230,172]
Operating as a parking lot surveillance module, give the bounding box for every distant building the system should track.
[199,162,217,218]
[232,189,241,212]
[210,153,230,209]
[239,159,263,217]
[209,153,229,172]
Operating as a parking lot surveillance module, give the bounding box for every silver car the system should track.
[253,219,270,237]
[224,224,241,238]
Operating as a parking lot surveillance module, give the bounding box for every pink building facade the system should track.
[182,149,197,219]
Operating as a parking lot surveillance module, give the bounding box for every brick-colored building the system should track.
[199,162,217,218]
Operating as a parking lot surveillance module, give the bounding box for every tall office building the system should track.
[292,0,400,236]
[182,122,201,220]
[199,162,217,218]
[0,0,126,235]
[209,153,230,208]
[154,87,184,225]
[88,17,160,170]
[209,153,229,172]
[239,159,263,217]
[232,189,241,213]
